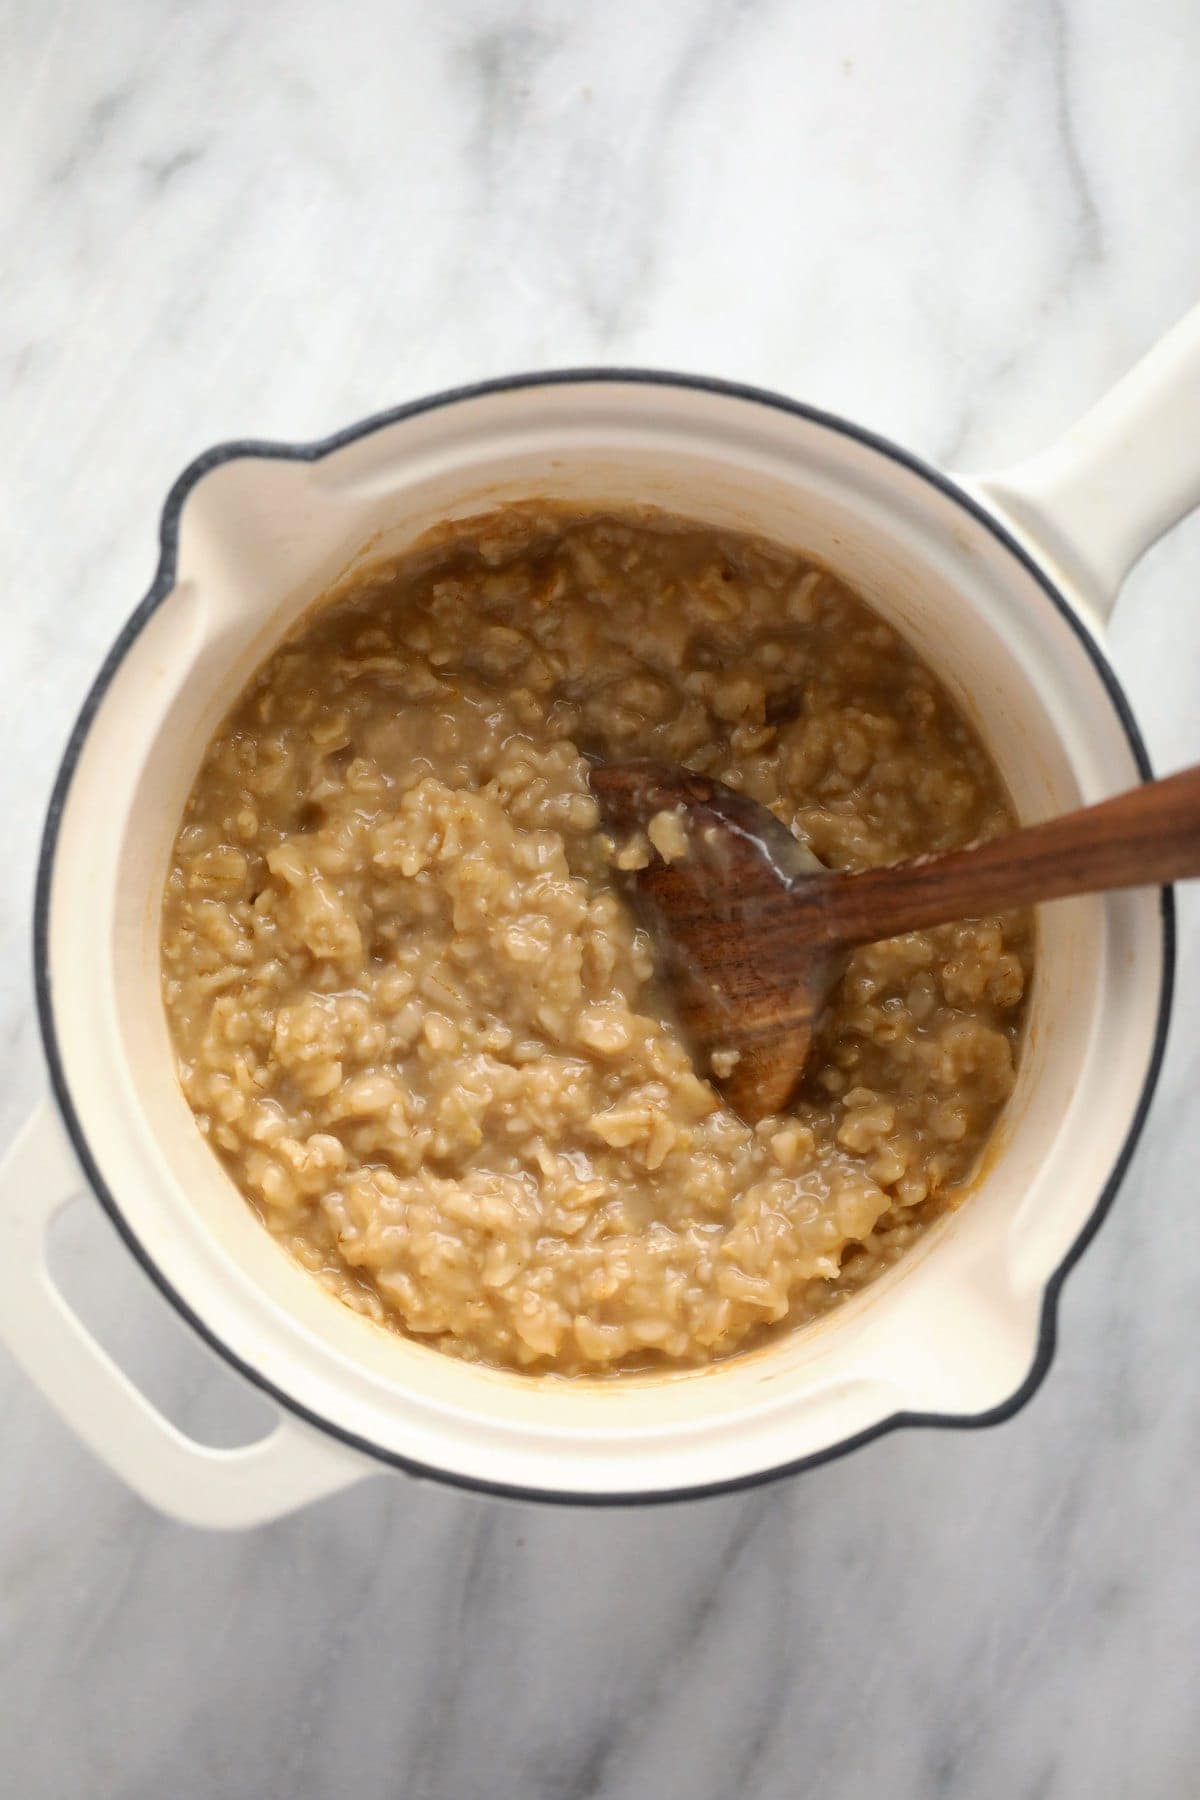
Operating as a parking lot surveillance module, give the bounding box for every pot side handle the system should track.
[971,300,1200,626]
[0,1103,370,1529]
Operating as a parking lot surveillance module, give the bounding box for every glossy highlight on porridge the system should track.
[161,508,1032,1373]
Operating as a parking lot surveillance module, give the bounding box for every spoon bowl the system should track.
[590,756,1200,1122]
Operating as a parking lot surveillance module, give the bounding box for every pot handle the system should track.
[0,1103,370,1529]
[972,301,1200,626]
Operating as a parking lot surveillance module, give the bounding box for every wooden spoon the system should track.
[588,758,1200,1123]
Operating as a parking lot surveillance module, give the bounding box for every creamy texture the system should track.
[162,508,1031,1373]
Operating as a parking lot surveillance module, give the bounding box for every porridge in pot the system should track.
[162,508,1032,1373]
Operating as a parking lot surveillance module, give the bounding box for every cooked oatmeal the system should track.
[162,508,1031,1373]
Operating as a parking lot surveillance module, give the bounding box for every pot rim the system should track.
[32,367,1176,1506]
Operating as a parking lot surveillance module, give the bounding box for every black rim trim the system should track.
[32,368,1176,1509]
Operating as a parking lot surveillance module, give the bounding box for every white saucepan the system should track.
[2,307,1197,1527]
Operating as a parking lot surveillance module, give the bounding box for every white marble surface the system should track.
[2,1,1199,1794]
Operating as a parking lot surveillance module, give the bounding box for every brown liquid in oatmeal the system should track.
[162,508,1031,1372]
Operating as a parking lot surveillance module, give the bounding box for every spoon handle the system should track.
[820,762,1200,947]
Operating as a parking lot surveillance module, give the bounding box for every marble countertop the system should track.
[3,2,1198,1795]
